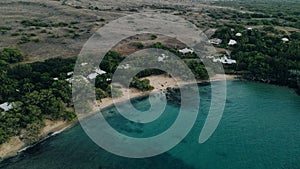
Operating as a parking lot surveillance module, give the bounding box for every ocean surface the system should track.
[1,80,300,169]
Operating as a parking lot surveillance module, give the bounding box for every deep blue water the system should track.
[1,80,300,169]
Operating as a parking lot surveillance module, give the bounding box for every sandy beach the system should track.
[0,120,75,161]
[94,74,237,111]
[0,74,237,161]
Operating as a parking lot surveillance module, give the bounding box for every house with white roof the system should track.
[95,68,106,75]
[158,54,169,62]
[66,75,89,83]
[0,102,13,112]
[81,62,88,66]
[235,33,242,37]
[209,38,222,45]
[212,55,236,64]
[67,72,73,76]
[282,38,289,42]
[119,64,130,69]
[87,68,107,80]
[228,39,237,45]
[87,73,98,80]
[179,48,194,54]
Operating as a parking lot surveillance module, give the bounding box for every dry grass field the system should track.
[0,0,237,62]
[2,0,296,62]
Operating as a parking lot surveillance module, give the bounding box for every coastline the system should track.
[0,120,77,162]
[0,74,238,162]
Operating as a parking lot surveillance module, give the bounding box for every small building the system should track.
[95,68,106,75]
[119,64,130,69]
[179,48,194,54]
[213,55,236,64]
[158,54,168,62]
[66,76,89,83]
[67,72,73,76]
[87,73,98,80]
[228,39,237,45]
[206,55,215,59]
[209,38,222,45]
[282,38,289,42]
[0,102,13,112]
[81,62,88,66]
[87,68,107,80]
[235,33,242,37]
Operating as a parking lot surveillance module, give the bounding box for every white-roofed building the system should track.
[179,48,194,54]
[235,33,242,37]
[66,76,89,83]
[95,68,106,75]
[81,62,88,66]
[209,38,222,45]
[228,39,237,45]
[87,73,98,80]
[282,38,289,42]
[0,102,13,112]
[87,68,107,80]
[67,72,73,76]
[119,64,130,69]
[158,54,168,62]
[212,55,236,64]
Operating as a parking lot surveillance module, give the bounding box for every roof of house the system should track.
[179,48,194,54]
[81,62,88,66]
[209,38,222,45]
[228,39,237,45]
[212,56,237,64]
[158,54,168,62]
[67,72,74,76]
[95,68,106,75]
[0,102,13,112]
[119,64,130,69]
[235,33,242,37]
[87,73,98,80]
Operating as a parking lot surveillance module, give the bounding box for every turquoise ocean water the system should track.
[1,80,300,169]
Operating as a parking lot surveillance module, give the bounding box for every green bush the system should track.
[133,42,144,49]
[130,77,154,91]
[151,34,158,40]
[18,36,30,44]
[0,48,24,63]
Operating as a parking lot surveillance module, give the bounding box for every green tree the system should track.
[0,48,23,63]
[130,77,154,91]
[95,88,107,101]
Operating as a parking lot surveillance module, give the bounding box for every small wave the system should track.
[17,145,34,153]
[50,126,69,136]
[17,127,69,154]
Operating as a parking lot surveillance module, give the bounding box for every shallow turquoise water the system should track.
[1,81,300,169]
